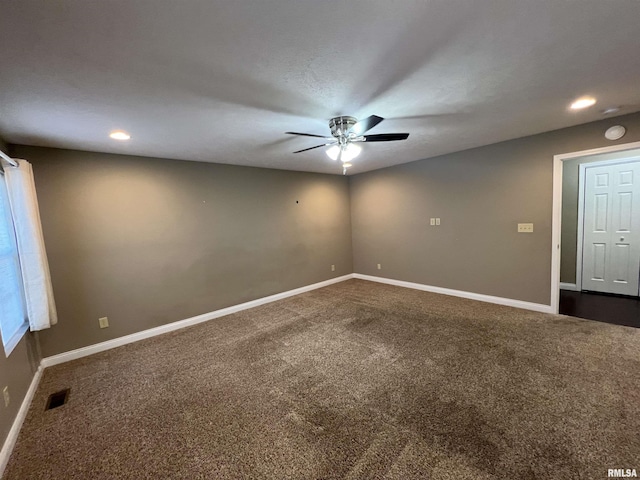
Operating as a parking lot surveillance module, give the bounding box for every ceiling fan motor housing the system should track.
[329,116,358,138]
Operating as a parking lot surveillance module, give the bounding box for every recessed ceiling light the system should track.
[109,130,131,140]
[570,97,596,110]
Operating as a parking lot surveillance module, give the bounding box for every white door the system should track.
[581,161,640,296]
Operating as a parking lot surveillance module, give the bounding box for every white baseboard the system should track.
[42,272,554,369]
[559,282,579,291]
[353,274,554,314]
[41,274,354,368]
[0,365,43,478]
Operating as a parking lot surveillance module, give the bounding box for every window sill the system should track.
[3,323,29,357]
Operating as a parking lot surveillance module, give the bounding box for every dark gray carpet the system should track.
[5,279,639,479]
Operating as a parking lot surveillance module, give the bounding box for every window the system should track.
[0,172,28,356]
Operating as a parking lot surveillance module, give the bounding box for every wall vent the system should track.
[45,388,70,411]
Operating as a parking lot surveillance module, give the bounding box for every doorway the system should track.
[552,141,640,325]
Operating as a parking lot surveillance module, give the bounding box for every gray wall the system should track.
[10,146,353,357]
[561,148,640,284]
[350,112,640,306]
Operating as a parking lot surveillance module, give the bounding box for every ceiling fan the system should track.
[286,115,409,174]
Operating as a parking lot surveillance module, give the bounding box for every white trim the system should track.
[353,274,554,313]
[553,141,640,162]
[551,141,640,314]
[2,323,28,357]
[576,162,586,291]
[0,365,43,478]
[41,274,354,367]
[551,150,563,313]
[559,282,579,291]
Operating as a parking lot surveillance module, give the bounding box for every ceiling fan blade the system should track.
[362,133,410,142]
[350,115,384,135]
[293,143,333,154]
[285,131,328,138]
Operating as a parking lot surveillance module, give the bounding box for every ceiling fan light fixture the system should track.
[326,145,341,161]
[342,143,361,162]
[292,115,407,172]
[326,143,361,162]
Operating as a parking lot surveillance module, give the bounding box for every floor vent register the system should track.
[45,388,70,411]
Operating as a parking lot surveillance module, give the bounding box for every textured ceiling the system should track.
[1,0,639,175]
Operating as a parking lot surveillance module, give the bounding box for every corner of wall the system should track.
[347,175,356,274]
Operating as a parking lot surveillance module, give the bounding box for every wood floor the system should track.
[559,289,640,328]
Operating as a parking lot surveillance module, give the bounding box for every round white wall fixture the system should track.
[604,125,626,141]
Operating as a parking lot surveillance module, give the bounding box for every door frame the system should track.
[551,141,640,313]
[576,156,640,292]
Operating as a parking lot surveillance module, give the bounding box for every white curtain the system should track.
[4,159,57,331]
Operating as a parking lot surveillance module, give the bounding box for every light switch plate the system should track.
[518,223,534,233]
[99,317,109,328]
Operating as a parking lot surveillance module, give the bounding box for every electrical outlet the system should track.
[99,317,109,329]
[331,264,335,271]
[377,263,382,270]
[3,386,9,407]
[518,223,534,233]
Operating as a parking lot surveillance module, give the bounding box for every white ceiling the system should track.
[1,1,639,175]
